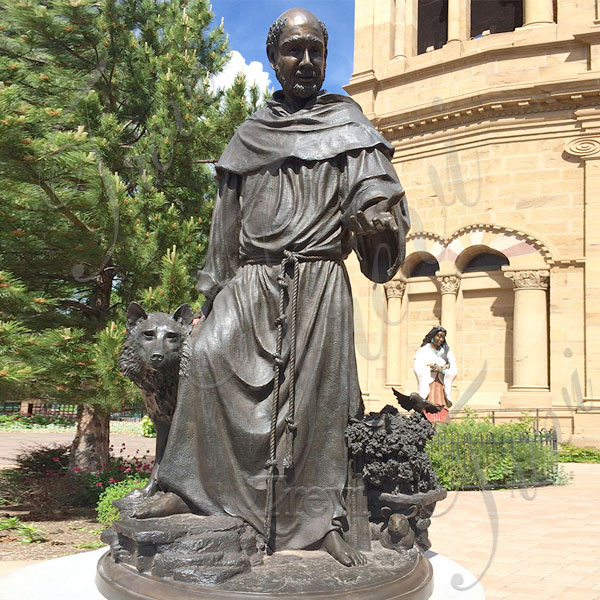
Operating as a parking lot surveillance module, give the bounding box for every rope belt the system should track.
[260,251,339,546]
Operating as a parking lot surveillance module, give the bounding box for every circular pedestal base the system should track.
[0,547,484,600]
[96,547,434,600]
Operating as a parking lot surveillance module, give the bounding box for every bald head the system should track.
[266,8,328,58]
[266,8,328,108]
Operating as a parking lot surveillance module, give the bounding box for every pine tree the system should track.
[0,271,92,406]
[0,271,57,397]
[0,0,262,469]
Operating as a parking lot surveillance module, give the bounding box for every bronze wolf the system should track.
[119,302,194,495]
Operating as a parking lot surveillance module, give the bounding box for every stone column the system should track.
[523,0,554,26]
[504,269,550,390]
[404,0,418,57]
[373,0,396,66]
[384,279,407,387]
[437,275,460,347]
[447,0,461,42]
[447,0,470,43]
[393,0,407,58]
[353,0,375,74]
[565,132,600,399]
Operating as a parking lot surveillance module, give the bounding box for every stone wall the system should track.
[345,0,600,435]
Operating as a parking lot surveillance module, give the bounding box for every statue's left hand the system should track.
[348,194,403,235]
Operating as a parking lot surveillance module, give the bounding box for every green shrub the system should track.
[0,413,76,431]
[426,412,558,490]
[558,444,600,463]
[0,413,141,433]
[140,415,156,437]
[97,478,148,527]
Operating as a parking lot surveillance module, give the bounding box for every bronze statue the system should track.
[98,13,449,599]
[118,302,194,496]
[139,7,409,567]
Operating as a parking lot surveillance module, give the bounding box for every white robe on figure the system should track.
[413,343,457,404]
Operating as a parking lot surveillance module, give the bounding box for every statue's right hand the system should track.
[348,199,399,235]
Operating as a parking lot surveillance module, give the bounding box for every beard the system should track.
[276,69,324,99]
[291,80,319,97]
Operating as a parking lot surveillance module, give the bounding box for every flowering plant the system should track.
[2,443,153,510]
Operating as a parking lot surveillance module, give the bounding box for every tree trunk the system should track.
[68,264,114,472]
[69,403,110,472]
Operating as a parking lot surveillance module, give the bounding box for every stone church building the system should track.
[344,0,600,438]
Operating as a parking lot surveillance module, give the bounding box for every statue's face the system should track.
[431,331,446,349]
[270,16,326,103]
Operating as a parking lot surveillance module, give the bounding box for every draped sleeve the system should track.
[340,147,410,283]
[414,345,435,399]
[196,171,242,316]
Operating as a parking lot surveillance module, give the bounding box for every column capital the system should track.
[437,275,461,295]
[565,136,600,160]
[504,269,550,290]
[384,280,407,300]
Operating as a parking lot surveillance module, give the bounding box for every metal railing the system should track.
[0,402,78,417]
[448,407,578,435]
[110,410,144,422]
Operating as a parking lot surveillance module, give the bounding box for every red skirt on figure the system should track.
[426,380,449,423]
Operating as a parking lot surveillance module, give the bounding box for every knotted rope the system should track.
[260,252,338,546]
[264,250,300,546]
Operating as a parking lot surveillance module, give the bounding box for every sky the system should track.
[210,0,356,95]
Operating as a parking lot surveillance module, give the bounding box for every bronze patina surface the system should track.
[97,9,444,600]
[97,544,433,600]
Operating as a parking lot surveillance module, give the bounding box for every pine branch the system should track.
[60,299,102,318]
[26,168,95,234]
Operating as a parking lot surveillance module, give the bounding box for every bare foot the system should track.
[321,530,367,567]
[140,477,159,498]
[131,492,190,519]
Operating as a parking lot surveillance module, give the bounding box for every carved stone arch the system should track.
[455,244,509,274]
[447,224,554,268]
[404,232,446,265]
[401,250,440,278]
[404,225,553,270]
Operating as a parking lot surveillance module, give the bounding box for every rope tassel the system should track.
[263,251,300,545]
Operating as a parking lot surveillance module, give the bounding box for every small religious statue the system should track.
[98,9,444,600]
[413,327,458,423]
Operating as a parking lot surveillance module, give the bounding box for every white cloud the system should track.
[210,50,272,94]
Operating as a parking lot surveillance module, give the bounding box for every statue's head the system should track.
[266,8,328,107]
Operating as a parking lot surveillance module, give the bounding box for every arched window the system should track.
[470,0,523,38]
[417,0,448,55]
[410,256,440,277]
[463,252,509,273]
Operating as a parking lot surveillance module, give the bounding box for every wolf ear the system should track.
[172,304,194,332]
[126,302,147,332]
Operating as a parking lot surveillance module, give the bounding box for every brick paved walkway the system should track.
[1,431,599,599]
[430,463,600,599]
[0,431,155,469]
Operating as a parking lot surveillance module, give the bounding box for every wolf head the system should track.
[120,302,194,377]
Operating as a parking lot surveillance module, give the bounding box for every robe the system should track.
[413,343,458,404]
[158,92,409,551]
